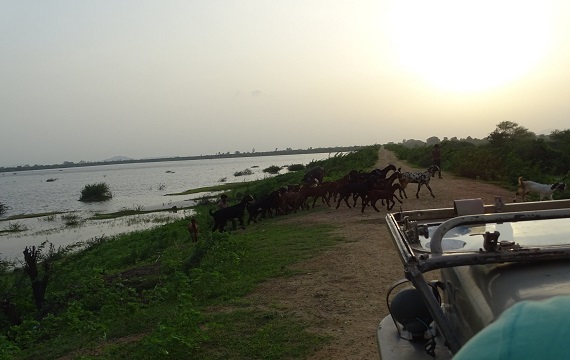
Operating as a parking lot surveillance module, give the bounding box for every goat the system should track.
[209,195,255,232]
[370,171,402,207]
[279,187,301,214]
[348,170,399,207]
[302,166,325,184]
[398,165,439,198]
[336,175,380,209]
[361,183,403,212]
[513,177,567,202]
[369,164,397,178]
[299,182,331,208]
[247,189,283,223]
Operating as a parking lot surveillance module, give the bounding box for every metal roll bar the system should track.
[430,208,570,255]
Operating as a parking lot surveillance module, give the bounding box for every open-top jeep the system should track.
[378,197,570,359]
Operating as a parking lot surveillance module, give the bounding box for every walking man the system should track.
[432,144,442,179]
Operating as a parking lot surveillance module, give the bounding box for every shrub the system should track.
[262,165,281,174]
[234,169,253,177]
[287,164,305,172]
[79,183,112,202]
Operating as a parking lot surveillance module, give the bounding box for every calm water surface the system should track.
[0,153,329,261]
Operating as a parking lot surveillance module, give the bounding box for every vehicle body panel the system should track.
[378,198,570,359]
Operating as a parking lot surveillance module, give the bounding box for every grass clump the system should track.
[79,182,112,202]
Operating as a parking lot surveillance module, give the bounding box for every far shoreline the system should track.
[0,145,365,174]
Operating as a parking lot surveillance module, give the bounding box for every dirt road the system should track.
[246,147,514,360]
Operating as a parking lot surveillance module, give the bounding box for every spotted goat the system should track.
[398,165,440,199]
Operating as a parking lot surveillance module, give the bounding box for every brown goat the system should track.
[361,183,402,212]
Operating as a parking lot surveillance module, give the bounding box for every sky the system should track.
[2,0,570,167]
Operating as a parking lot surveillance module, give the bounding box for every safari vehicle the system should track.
[377,197,570,359]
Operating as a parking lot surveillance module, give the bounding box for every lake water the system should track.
[0,153,330,261]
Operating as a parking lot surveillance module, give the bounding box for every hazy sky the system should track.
[2,1,570,166]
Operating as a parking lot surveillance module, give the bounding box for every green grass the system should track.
[5,217,341,359]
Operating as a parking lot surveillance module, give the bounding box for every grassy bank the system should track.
[0,145,379,360]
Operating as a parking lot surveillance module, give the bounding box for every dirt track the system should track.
[246,147,514,360]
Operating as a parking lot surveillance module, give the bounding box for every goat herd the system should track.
[208,164,441,232]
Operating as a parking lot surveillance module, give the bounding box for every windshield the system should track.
[421,218,570,252]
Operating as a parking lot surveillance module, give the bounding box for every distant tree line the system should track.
[385,121,570,191]
[0,146,365,174]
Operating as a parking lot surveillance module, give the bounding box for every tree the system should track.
[426,136,440,146]
[487,121,535,147]
[549,129,570,173]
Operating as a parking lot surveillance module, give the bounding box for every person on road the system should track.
[432,144,442,179]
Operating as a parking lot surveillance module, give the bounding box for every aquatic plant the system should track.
[79,182,112,202]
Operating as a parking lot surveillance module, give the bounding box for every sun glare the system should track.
[388,0,552,93]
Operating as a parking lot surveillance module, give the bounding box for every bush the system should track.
[79,182,112,202]
[287,164,305,172]
[262,165,281,174]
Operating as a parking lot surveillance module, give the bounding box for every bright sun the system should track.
[388,0,552,93]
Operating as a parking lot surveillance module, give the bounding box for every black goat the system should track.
[210,195,254,232]
[369,164,397,178]
[303,166,325,184]
[336,176,380,209]
[247,191,281,225]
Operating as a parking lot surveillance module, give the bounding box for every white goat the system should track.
[513,177,566,202]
